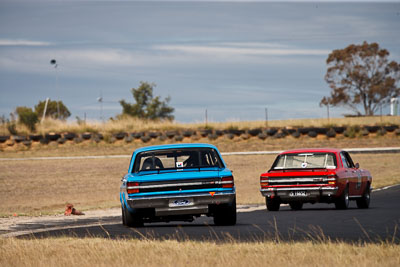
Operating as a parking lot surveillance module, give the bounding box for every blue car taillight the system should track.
[127,182,139,194]
[221,176,234,188]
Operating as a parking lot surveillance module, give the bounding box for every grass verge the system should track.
[0,237,399,267]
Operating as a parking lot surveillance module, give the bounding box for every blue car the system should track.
[120,143,236,226]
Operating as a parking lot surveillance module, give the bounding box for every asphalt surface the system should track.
[11,185,400,243]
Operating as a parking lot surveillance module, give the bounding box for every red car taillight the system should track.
[260,176,269,188]
[327,174,338,185]
[127,182,139,194]
[221,176,234,188]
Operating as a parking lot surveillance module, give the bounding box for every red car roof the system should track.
[279,148,343,155]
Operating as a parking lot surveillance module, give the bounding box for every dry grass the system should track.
[1,115,399,136]
[0,237,399,267]
[1,153,399,216]
[0,158,128,216]
[210,115,400,129]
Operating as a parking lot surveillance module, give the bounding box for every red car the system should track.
[260,148,372,211]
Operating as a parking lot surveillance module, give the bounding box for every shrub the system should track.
[35,99,71,120]
[344,127,358,138]
[16,106,38,131]
[119,82,174,120]
[7,120,17,135]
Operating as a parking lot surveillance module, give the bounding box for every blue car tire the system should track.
[213,197,237,226]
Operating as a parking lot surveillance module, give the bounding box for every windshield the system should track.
[272,153,337,169]
[133,147,224,173]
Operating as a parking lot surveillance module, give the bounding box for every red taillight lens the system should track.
[127,182,139,194]
[221,176,234,188]
[327,175,338,185]
[260,176,269,188]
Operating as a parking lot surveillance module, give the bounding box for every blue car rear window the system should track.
[133,147,224,173]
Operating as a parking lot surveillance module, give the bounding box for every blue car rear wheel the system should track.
[122,204,144,227]
[213,197,237,226]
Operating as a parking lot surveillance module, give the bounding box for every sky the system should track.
[0,0,399,123]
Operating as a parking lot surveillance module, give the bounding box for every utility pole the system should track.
[265,107,268,128]
[205,109,208,128]
[327,104,330,124]
[97,91,103,123]
[50,59,59,118]
[41,98,50,123]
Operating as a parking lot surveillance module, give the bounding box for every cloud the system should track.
[0,41,328,79]
[154,43,330,57]
[0,39,51,46]
[58,49,135,66]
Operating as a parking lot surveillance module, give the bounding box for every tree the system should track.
[16,106,38,131]
[35,99,71,120]
[120,82,174,120]
[321,41,400,116]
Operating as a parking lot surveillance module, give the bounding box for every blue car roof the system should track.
[128,143,225,173]
[133,143,219,153]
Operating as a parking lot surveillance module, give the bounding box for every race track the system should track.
[5,184,398,243]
